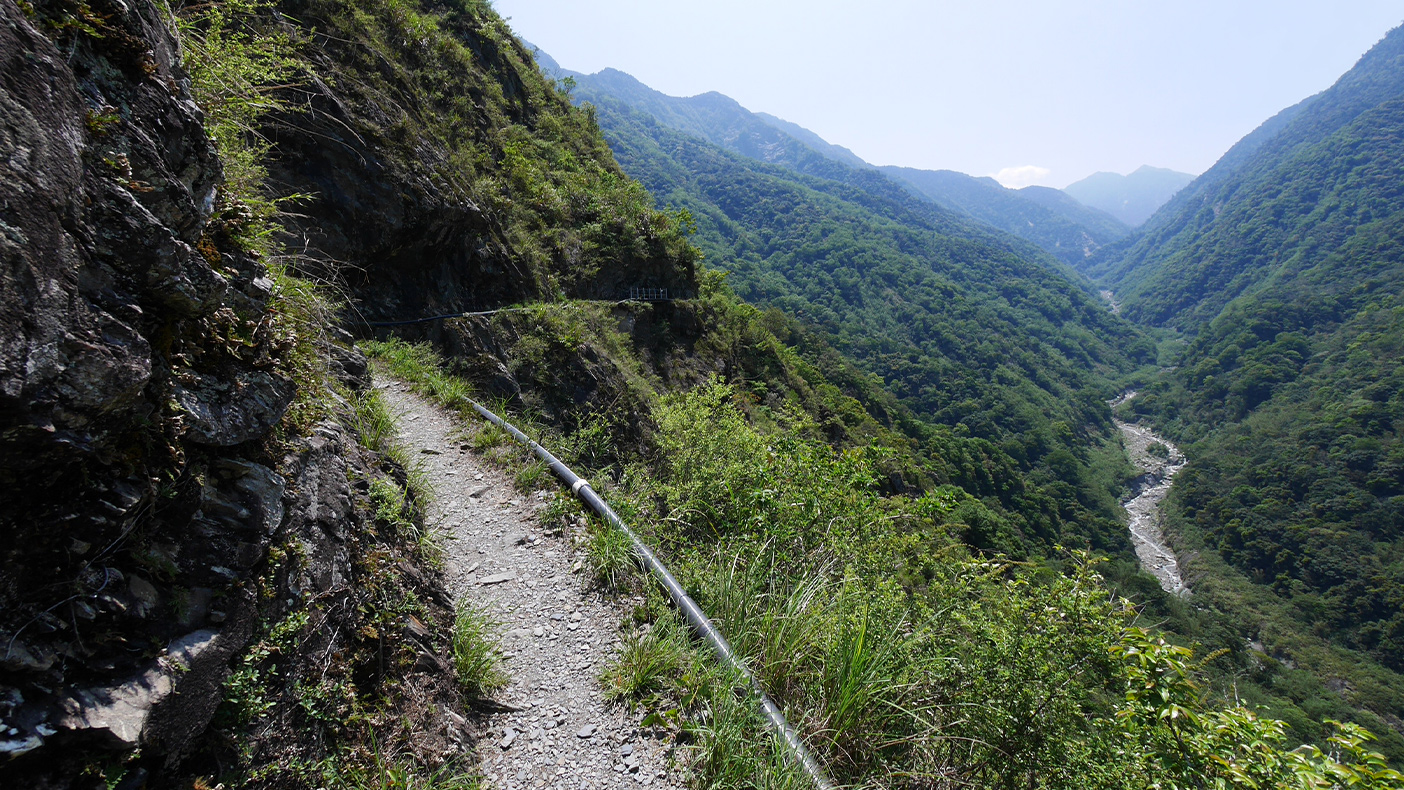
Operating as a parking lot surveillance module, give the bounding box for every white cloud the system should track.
[988,165,1053,189]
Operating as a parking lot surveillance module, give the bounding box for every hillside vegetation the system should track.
[544,46,1404,765]
[371,333,1404,790]
[572,92,1169,554]
[257,1,1404,784]
[1096,23,1404,763]
[1085,28,1404,330]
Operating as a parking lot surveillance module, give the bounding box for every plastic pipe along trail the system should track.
[468,399,836,790]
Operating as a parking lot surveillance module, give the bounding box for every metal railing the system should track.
[627,287,672,301]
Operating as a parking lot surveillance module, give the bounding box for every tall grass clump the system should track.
[328,746,483,790]
[451,600,506,697]
[352,388,439,562]
[585,519,638,592]
[351,388,400,454]
[366,475,441,568]
[601,608,691,706]
[361,339,477,414]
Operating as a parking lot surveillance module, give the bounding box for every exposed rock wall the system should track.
[0,0,288,776]
[2,0,705,784]
[0,4,468,787]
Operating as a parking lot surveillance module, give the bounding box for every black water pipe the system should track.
[467,400,836,790]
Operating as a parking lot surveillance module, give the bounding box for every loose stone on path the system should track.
[378,379,685,789]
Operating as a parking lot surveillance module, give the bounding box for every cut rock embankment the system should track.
[378,380,684,790]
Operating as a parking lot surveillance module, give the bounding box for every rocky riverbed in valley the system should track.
[1112,392,1191,596]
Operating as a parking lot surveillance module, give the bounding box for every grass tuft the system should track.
[451,600,507,697]
[586,521,637,592]
[329,750,483,790]
[513,459,549,492]
[361,339,478,415]
[602,610,689,706]
[352,388,399,453]
[354,388,441,564]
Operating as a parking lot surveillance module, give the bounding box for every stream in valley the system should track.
[1111,391,1191,596]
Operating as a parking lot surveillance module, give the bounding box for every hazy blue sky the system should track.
[493,1,1402,188]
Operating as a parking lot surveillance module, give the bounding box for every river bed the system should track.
[1100,289,1122,315]
[1111,391,1190,596]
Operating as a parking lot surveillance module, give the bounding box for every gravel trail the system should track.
[376,378,685,790]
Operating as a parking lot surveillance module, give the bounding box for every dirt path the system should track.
[1111,391,1190,596]
[375,378,685,790]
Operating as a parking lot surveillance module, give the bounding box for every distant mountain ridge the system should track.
[753,111,872,169]
[879,166,1130,264]
[531,47,1132,265]
[1063,166,1195,226]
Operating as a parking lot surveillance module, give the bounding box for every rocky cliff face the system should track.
[0,0,707,783]
[0,3,461,786]
[261,0,697,325]
[0,0,284,769]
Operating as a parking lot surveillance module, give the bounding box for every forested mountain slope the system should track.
[1095,23,1404,756]
[263,5,697,321]
[580,92,1162,554]
[753,110,872,168]
[266,0,1140,614]
[1090,26,1404,330]
[880,166,1130,265]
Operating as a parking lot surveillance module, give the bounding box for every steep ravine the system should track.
[1112,391,1190,596]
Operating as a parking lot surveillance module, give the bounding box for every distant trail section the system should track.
[376,379,684,790]
[1112,391,1190,596]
